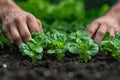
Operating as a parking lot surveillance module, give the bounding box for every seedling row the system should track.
[18,31,120,62]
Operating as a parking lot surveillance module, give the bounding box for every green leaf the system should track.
[88,44,99,56]
[57,53,65,61]
[19,43,30,53]
[47,49,56,54]
[68,46,80,54]
[35,46,43,53]
[26,51,34,58]
[19,43,34,57]
[102,32,110,40]
[115,32,120,40]
[36,54,43,60]
[79,53,91,63]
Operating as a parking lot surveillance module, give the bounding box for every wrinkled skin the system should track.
[0,4,43,45]
[87,14,120,44]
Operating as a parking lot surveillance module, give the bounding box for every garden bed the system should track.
[0,46,120,80]
[0,0,118,80]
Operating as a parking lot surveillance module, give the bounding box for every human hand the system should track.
[0,7,43,45]
[87,14,120,44]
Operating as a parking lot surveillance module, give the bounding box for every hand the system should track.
[87,14,120,44]
[0,7,43,45]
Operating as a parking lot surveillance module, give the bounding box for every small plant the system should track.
[19,31,99,62]
[19,33,46,62]
[47,31,67,61]
[67,31,99,62]
[100,32,120,62]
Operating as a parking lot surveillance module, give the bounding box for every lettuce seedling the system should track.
[100,32,120,62]
[19,33,47,62]
[47,31,67,61]
[69,31,88,42]
[19,42,43,62]
[67,34,99,62]
[19,31,99,62]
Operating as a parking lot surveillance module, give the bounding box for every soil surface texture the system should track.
[0,47,120,80]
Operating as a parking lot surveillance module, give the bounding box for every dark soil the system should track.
[0,47,120,80]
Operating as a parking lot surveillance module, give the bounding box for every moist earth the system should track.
[0,47,120,80]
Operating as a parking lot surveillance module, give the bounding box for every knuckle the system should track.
[94,39,99,44]
[13,35,20,41]
[110,35,114,38]
[97,31,104,36]
[87,28,94,34]
[110,33,115,38]
[15,18,21,23]
[27,14,34,20]
[22,33,31,42]
[26,33,31,39]
[21,34,26,39]
[103,22,110,26]
[15,16,25,23]
[21,33,31,39]
[30,26,40,33]
[95,41,99,44]
[33,29,40,32]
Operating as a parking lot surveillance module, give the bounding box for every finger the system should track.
[27,15,40,33]
[9,22,23,45]
[108,27,115,38]
[2,25,13,44]
[15,18,31,42]
[36,19,43,33]
[86,21,99,38]
[114,24,120,32]
[94,24,107,44]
